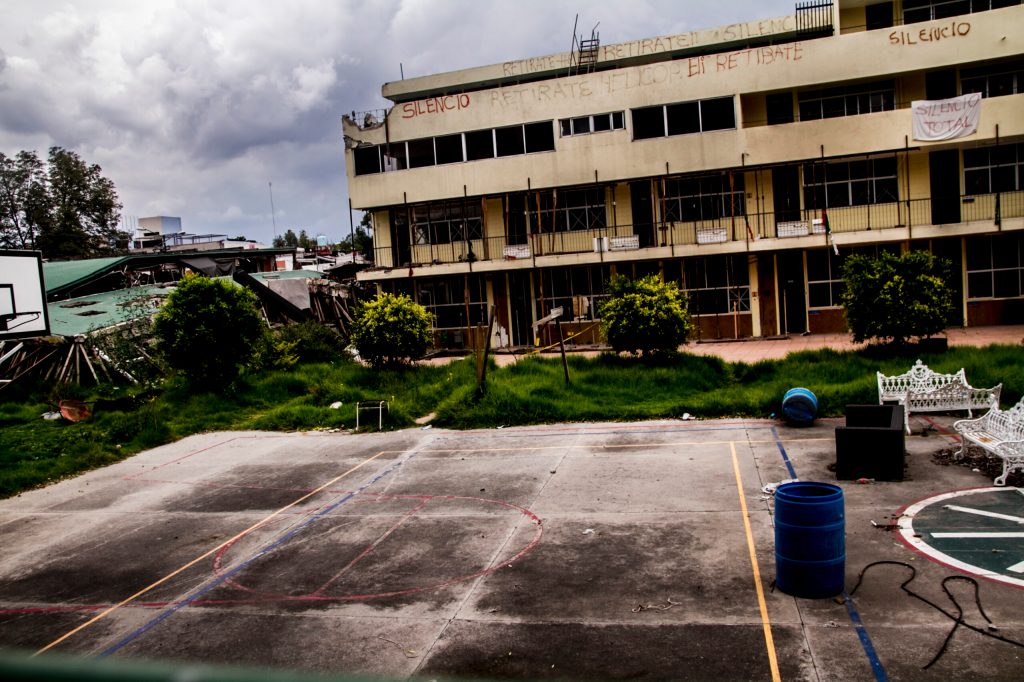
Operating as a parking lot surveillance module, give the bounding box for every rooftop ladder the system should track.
[569,17,600,76]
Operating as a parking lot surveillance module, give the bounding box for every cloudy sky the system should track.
[0,0,795,245]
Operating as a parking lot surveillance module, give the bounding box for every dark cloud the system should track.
[0,0,794,244]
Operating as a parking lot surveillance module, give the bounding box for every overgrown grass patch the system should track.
[1,344,1020,498]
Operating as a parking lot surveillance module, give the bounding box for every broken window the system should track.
[434,134,464,165]
[684,254,750,315]
[539,265,612,322]
[802,157,899,209]
[530,187,607,233]
[495,125,526,157]
[465,129,495,160]
[524,121,555,153]
[964,142,1024,194]
[666,101,700,135]
[798,80,895,121]
[407,138,436,168]
[807,248,847,309]
[382,142,407,171]
[966,233,1024,299]
[353,146,381,175]
[961,58,1024,99]
[664,173,746,222]
[416,275,488,329]
[700,97,736,131]
[766,92,794,126]
[631,106,665,140]
[411,200,483,244]
[560,111,625,137]
[633,97,736,139]
[903,0,1017,25]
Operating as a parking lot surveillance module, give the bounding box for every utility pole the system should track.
[268,182,278,240]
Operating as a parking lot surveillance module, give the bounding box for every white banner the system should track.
[911,93,982,141]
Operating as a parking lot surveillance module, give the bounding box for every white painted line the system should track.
[943,504,1024,524]
[1008,560,1024,574]
[897,487,1024,590]
[931,532,1024,538]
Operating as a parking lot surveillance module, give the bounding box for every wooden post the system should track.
[477,305,496,395]
[555,317,570,385]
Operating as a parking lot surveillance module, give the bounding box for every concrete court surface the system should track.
[0,418,1022,681]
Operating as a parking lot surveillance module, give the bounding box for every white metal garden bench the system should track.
[954,398,1024,486]
[877,359,1001,434]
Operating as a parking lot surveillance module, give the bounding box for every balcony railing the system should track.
[369,190,1023,269]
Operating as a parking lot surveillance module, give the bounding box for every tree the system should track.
[0,150,49,250]
[350,293,433,368]
[280,229,298,247]
[152,274,267,388]
[338,213,374,259]
[600,274,693,356]
[0,147,125,258]
[841,250,954,345]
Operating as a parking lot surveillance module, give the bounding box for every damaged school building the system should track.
[343,0,1024,350]
[0,248,369,387]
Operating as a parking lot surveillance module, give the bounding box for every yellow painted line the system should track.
[731,441,782,682]
[34,449,392,656]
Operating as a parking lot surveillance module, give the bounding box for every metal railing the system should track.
[369,190,1022,269]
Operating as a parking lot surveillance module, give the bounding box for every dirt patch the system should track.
[931,446,1023,487]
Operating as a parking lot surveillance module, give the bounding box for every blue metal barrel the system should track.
[774,482,845,598]
[782,387,818,426]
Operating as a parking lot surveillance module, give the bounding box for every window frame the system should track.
[806,249,846,310]
[663,173,746,223]
[802,157,900,210]
[966,234,1024,300]
[964,142,1024,194]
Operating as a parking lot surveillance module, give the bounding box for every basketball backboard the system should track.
[0,250,50,339]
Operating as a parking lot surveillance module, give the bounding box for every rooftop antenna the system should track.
[268,182,278,239]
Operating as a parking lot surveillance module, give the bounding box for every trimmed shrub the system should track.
[600,274,693,356]
[152,273,266,388]
[350,293,433,368]
[841,251,954,345]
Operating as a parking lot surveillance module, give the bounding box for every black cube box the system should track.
[835,404,906,481]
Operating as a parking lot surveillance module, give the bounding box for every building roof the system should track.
[42,249,297,300]
[45,268,324,338]
[43,257,131,294]
[47,284,171,338]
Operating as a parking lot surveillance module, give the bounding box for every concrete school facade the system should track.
[344,1,1024,349]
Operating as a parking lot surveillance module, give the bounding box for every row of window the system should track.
[353,97,735,176]
[391,145,1021,245]
[903,0,1019,24]
[355,56,1024,176]
[391,231,1023,331]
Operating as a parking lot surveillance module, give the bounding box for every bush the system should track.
[152,273,266,388]
[841,251,954,345]
[350,293,433,368]
[599,274,693,356]
[272,321,348,363]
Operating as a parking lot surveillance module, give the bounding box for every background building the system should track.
[344,0,1023,349]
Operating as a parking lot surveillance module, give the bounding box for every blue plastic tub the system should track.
[782,387,818,426]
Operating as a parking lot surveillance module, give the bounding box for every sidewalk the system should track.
[469,324,1023,366]
[684,324,1024,363]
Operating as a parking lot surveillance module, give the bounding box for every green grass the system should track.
[1,344,1020,498]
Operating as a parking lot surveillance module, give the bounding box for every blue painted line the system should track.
[767,426,887,680]
[842,591,890,682]
[98,449,418,657]
[770,426,798,480]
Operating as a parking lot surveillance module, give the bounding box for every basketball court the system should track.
[1,418,1022,680]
